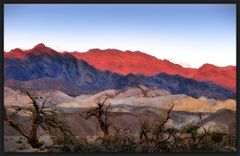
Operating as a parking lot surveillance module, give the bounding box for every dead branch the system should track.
[80,96,111,141]
[160,103,174,127]
[139,118,150,143]
[5,90,77,148]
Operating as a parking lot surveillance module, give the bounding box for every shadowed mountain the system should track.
[139,73,235,100]
[4,44,142,94]
[4,44,235,99]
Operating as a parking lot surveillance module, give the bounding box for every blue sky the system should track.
[4,4,236,68]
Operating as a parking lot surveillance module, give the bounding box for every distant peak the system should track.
[33,43,47,49]
[200,63,216,68]
[87,48,123,53]
[10,48,24,53]
[105,48,121,52]
[6,48,27,59]
[88,48,101,52]
[202,63,213,66]
[162,59,171,63]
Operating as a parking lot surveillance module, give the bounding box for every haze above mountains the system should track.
[4,43,236,100]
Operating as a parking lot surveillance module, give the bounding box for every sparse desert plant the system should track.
[210,132,223,143]
[76,103,236,152]
[4,89,78,149]
[138,118,151,143]
[80,96,111,141]
[5,90,236,152]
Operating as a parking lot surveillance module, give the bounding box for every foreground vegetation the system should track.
[4,91,236,152]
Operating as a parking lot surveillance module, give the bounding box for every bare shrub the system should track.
[5,91,235,152]
[4,90,78,149]
[80,96,111,141]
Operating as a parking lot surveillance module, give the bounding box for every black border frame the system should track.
[0,1,239,156]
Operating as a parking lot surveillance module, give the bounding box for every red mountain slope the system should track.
[72,49,197,76]
[4,48,27,60]
[72,49,236,91]
[5,44,236,92]
[193,64,236,92]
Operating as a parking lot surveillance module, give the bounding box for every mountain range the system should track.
[72,48,236,91]
[4,43,235,99]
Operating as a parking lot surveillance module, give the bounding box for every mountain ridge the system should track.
[4,44,235,100]
[4,44,236,93]
[71,49,236,91]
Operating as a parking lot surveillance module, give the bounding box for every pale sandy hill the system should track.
[4,87,32,107]
[58,86,172,109]
[171,96,236,113]
[114,85,170,99]
[4,87,75,107]
[35,90,74,105]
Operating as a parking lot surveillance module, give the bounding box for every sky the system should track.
[4,4,236,68]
